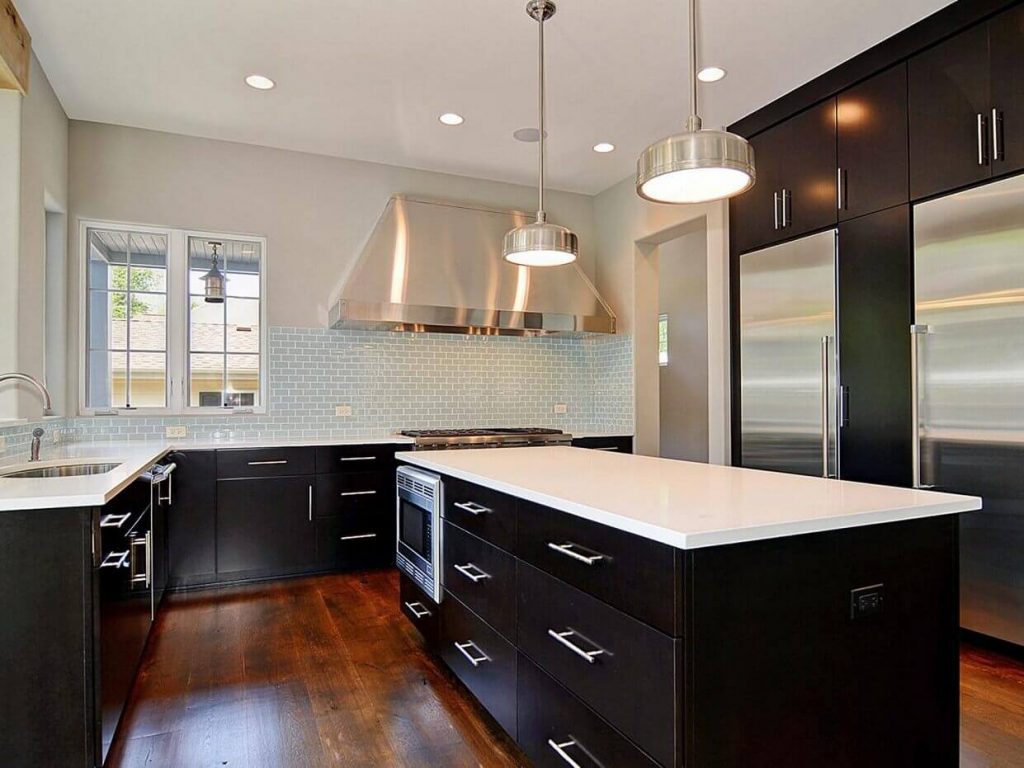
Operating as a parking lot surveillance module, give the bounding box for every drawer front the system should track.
[518,654,659,768]
[517,562,680,767]
[400,573,438,647]
[442,521,516,641]
[518,500,682,635]
[439,592,517,739]
[316,472,391,518]
[315,515,393,569]
[442,476,517,552]
[315,444,398,474]
[570,435,634,453]
[216,447,315,479]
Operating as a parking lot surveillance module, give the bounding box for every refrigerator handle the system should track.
[910,324,933,489]
[821,335,831,479]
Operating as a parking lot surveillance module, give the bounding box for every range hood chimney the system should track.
[329,197,615,336]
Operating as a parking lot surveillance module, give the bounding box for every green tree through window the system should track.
[110,267,159,319]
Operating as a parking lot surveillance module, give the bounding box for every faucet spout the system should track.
[0,372,53,416]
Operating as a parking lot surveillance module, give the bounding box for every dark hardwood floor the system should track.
[109,571,1024,768]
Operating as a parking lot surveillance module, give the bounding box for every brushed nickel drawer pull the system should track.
[404,601,431,619]
[340,490,377,497]
[100,550,130,569]
[340,533,377,541]
[454,500,491,515]
[454,640,490,667]
[548,629,605,664]
[547,541,605,565]
[248,460,287,466]
[548,739,584,768]
[594,446,619,451]
[340,456,376,462]
[454,562,491,582]
[100,512,131,528]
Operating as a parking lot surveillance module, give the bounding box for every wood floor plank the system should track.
[109,570,1024,768]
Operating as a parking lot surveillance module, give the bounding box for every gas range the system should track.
[399,427,572,450]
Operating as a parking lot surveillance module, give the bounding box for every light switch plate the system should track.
[335,405,353,417]
[553,403,568,414]
[165,425,187,438]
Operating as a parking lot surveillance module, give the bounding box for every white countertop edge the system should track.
[396,452,982,550]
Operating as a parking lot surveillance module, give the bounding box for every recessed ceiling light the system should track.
[697,66,727,83]
[593,142,616,153]
[244,74,275,90]
[439,112,465,126]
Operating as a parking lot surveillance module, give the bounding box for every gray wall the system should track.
[658,228,708,462]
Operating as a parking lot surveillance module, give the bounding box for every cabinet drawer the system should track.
[442,521,516,641]
[518,654,659,768]
[315,515,393,569]
[517,562,680,767]
[400,573,438,647]
[316,472,390,518]
[570,435,633,453]
[439,592,517,739]
[442,476,516,552]
[216,447,315,479]
[315,444,398,474]
[517,500,683,635]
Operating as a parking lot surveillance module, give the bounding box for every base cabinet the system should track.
[400,573,438,647]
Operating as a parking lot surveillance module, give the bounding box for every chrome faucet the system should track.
[30,428,44,462]
[0,372,54,417]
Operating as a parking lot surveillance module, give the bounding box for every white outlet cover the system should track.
[165,425,187,438]
[335,405,353,417]
[553,403,568,414]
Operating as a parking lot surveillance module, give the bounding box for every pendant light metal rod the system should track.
[687,0,701,131]
[536,3,547,222]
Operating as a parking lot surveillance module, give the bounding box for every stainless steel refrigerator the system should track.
[913,173,1024,646]
[739,229,840,478]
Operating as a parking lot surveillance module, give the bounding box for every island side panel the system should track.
[685,515,959,768]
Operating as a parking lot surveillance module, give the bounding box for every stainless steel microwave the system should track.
[396,465,442,603]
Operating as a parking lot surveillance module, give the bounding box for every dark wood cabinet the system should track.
[989,4,1024,177]
[166,450,217,588]
[443,476,517,552]
[731,100,837,253]
[315,513,393,569]
[909,21,990,200]
[216,476,316,578]
[400,572,438,647]
[570,435,633,453]
[442,520,516,641]
[314,443,399,473]
[216,446,315,479]
[838,205,913,487]
[837,64,909,220]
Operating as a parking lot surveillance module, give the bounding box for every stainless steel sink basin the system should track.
[0,462,121,479]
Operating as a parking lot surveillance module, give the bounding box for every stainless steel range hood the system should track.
[329,196,615,336]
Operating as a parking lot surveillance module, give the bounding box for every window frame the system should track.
[78,219,268,416]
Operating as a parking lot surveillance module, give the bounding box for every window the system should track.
[82,222,266,414]
[658,313,669,366]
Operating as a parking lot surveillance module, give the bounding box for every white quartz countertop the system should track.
[396,447,982,549]
[0,436,414,511]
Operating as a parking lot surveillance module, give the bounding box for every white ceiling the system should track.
[21,0,953,195]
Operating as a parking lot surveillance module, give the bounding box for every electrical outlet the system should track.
[335,405,353,417]
[850,583,885,620]
[165,425,187,438]
[553,403,568,414]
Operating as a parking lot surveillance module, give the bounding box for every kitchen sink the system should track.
[0,462,122,479]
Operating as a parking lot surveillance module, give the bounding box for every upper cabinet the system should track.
[837,64,910,221]
[731,100,837,253]
[909,7,1024,200]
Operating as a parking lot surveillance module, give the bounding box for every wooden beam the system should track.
[0,0,30,94]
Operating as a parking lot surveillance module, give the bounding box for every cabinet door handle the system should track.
[773,191,780,230]
[782,188,792,228]
[454,500,491,516]
[100,512,131,528]
[308,485,313,522]
[404,601,431,619]
[454,640,490,667]
[340,456,376,462]
[454,562,491,582]
[547,541,605,565]
[340,490,377,497]
[836,167,845,211]
[100,550,130,569]
[992,108,1004,161]
[248,459,287,466]
[340,532,377,541]
[547,629,605,664]
[548,739,585,768]
[977,113,989,165]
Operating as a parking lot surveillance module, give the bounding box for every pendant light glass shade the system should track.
[503,0,578,267]
[202,242,226,303]
[635,0,755,204]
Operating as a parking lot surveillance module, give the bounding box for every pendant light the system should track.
[202,241,226,303]
[503,0,578,267]
[635,0,755,204]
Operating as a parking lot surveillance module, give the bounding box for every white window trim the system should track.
[78,219,269,417]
